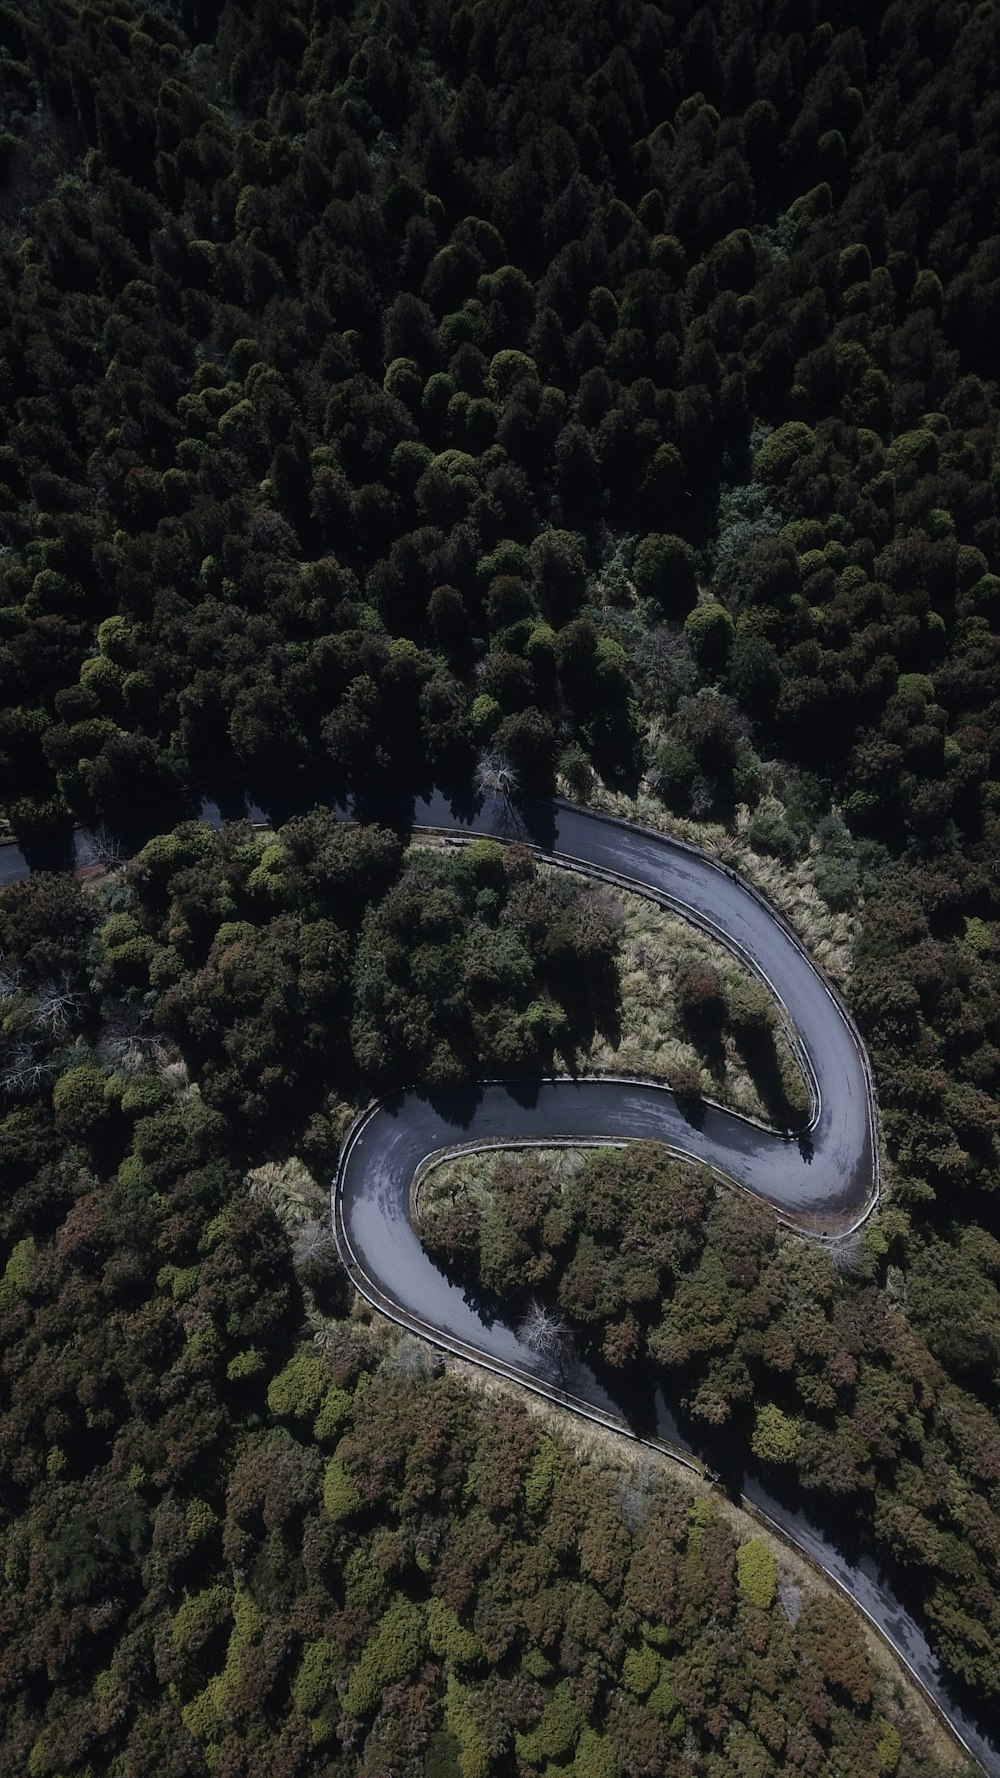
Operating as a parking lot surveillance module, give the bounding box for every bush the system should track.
[515,1682,583,1764]
[313,1384,353,1446]
[886,428,938,479]
[751,1403,802,1465]
[170,1584,232,1690]
[427,1596,482,1666]
[267,1350,331,1424]
[52,1064,109,1138]
[623,1643,660,1696]
[322,1456,362,1522]
[632,534,697,617]
[462,839,505,885]
[291,1637,339,1723]
[341,1596,427,1718]
[0,1237,38,1311]
[684,600,734,672]
[736,1539,777,1609]
[753,421,815,484]
[524,1437,562,1515]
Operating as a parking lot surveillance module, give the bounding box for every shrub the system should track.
[291,1636,338,1724]
[313,1384,353,1446]
[525,1436,562,1514]
[515,1682,583,1764]
[632,533,697,617]
[886,428,938,478]
[322,1456,362,1523]
[0,1236,37,1311]
[267,1350,331,1424]
[170,1583,232,1676]
[427,1597,482,1666]
[736,1539,777,1609]
[623,1643,660,1696]
[684,600,733,672]
[52,1064,109,1138]
[341,1596,427,1718]
[751,1403,802,1465]
[753,421,815,484]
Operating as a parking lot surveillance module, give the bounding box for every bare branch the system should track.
[0,954,23,1002]
[31,974,84,1037]
[518,1298,572,1374]
[1,1042,57,1099]
[387,1334,440,1383]
[824,1230,867,1275]
[617,1452,659,1532]
[777,1570,802,1627]
[97,1007,165,1074]
[76,825,123,872]
[291,1218,339,1275]
[474,751,520,804]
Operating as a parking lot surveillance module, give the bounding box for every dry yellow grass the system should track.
[572,780,857,991]
[571,874,806,1123]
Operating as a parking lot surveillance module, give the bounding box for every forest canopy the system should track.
[2,0,1000,1772]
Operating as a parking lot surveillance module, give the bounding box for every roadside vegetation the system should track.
[415,842,812,1127]
[581,781,859,991]
[580,877,810,1128]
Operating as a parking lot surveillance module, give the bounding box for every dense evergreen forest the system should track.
[2,0,1000,1772]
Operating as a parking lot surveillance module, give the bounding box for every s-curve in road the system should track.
[333,788,998,1778]
[337,784,878,1231]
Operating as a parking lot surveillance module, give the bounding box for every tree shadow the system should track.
[675,1086,706,1130]
[554,959,623,1064]
[677,1005,727,1085]
[351,785,418,834]
[446,783,482,826]
[20,825,78,875]
[517,794,558,854]
[422,1081,485,1127]
[592,744,644,799]
[699,1026,728,1080]
[507,1077,543,1110]
[738,1029,811,1132]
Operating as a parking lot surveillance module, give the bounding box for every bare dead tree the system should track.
[77,825,123,872]
[617,1452,659,1532]
[31,974,84,1037]
[0,954,23,1002]
[475,750,524,839]
[474,750,520,804]
[2,1042,57,1099]
[97,1007,165,1074]
[292,1219,340,1277]
[518,1298,572,1377]
[777,1570,802,1627]
[388,1334,439,1383]
[824,1229,868,1275]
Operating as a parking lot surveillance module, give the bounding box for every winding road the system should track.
[330,787,997,1778]
[2,786,997,1772]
